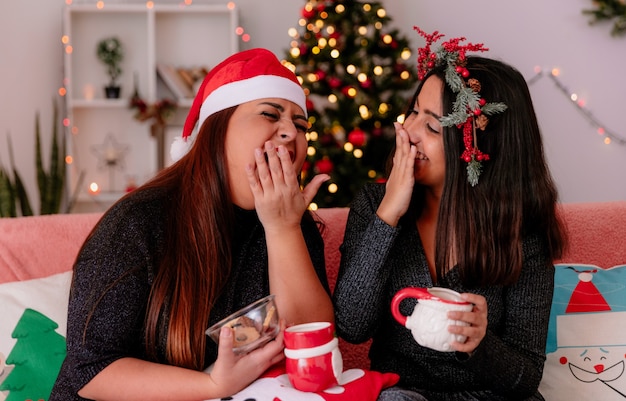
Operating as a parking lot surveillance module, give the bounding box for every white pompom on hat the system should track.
[170,48,307,162]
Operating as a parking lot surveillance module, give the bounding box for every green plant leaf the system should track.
[7,134,33,216]
[0,167,17,217]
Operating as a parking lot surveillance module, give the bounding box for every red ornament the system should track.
[348,128,367,147]
[341,86,355,97]
[328,77,342,89]
[320,133,338,147]
[306,98,315,112]
[302,7,315,19]
[315,157,334,174]
[316,69,326,80]
[360,79,372,89]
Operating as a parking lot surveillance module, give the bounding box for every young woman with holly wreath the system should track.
[333,28,568,401]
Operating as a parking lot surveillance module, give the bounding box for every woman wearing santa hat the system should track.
[50,48,333,400]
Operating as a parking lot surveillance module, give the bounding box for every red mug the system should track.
[284,321,343,392]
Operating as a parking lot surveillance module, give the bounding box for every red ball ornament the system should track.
[316,70,326,80]
[479,98,486,106]
[348,128,367,147]
[315,157,334,174]
[360,79,372,89]
[341,86,356,97]
[462,70,470,78]
[328,77,342,89]
[302,7,316,19]
[473,108,482,116]
[320,133,338,147]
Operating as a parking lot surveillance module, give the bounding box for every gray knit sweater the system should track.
[50,187,328,401]
[333,183,553,401]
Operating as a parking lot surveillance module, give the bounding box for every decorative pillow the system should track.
[539,263,626,400]
[0,271,71,401]
[204,363,399,401]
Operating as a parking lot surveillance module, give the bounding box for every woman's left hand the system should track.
[246,141,329,232]
[447,293,488,354]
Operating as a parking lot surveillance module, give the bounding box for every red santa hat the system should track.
[170,48,307,161]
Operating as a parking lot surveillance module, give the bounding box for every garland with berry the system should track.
[583,0,626,36]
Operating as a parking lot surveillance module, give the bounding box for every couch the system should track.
[1,202,626,400]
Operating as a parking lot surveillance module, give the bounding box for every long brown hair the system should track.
[404,57,567,287]
[139,107,237,369]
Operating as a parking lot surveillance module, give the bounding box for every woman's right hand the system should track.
[207,321,285,397]
[376,122,417,227]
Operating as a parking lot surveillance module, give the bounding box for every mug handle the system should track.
[391,287,431,326]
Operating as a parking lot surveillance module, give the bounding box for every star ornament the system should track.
[91,133,130,171]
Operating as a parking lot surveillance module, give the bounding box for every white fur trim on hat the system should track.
[198,74,307,129]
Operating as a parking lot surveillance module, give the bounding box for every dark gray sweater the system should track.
[333,183,553,401]
[50,187,328,401]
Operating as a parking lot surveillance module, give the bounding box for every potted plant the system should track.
[96,36,124,99]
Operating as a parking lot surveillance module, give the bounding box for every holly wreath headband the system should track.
[414,27,508,186]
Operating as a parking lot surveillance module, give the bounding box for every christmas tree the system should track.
[284,0,418,207]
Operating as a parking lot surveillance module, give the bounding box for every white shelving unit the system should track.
[63,3,238,212]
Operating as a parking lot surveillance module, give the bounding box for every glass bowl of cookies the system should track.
[206,294,280,355]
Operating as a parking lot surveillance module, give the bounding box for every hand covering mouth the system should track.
[264,149,296,162]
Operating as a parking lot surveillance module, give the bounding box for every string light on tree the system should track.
[285,0,418,207]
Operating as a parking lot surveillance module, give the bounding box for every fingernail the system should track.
[255,148,263,158]
[221,326,231,337]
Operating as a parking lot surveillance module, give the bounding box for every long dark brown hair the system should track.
[402,56,567,287]
[138,107,237,369]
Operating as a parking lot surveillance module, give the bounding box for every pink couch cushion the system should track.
[556,201,626,268]
[0,213,101,284]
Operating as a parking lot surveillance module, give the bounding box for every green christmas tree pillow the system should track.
[0,271,70,401]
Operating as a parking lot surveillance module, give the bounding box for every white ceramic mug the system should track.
[391,287,473,352]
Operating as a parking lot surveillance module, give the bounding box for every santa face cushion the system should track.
[539,263,626,400]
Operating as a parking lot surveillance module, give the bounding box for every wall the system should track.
[1,0,624,213]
